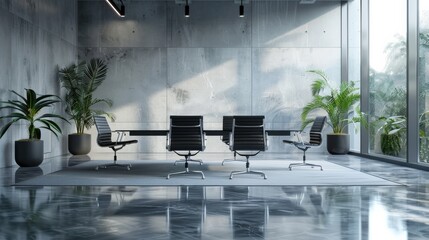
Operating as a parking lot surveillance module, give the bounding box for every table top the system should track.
[120,129,298,136]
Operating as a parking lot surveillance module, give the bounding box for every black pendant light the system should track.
[185,0,190,18]
[106,0,125,17]
[239,0,244,17]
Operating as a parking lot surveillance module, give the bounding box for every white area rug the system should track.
[14,159,400,186]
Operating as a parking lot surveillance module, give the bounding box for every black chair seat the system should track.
[99,139,138,148]
[283,139,320,147]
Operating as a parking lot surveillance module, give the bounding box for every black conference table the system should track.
[120,129,297,136]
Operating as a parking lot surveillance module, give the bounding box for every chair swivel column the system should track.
[167,152,205,179]
[229,154,267,179]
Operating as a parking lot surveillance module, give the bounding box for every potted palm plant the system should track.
[0,89,68,167]
[301,70,364,154]
[59,58,114,155]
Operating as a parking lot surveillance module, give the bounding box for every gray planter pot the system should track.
[68,134,91,155]
[327,134,350,155]
[15,140,44,167]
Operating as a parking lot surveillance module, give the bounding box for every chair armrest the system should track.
[292,131,305,144]
[166,131,171,150]
[265,132,269,149]
[112,130,128,144]
[203,132,207,149]
[229,132,234,151]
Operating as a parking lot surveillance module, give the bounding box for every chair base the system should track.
[167,168,205,179]
[174,159,203,166]
[289,162,323,171]
[230,168,267,180]
[95,162,131,171]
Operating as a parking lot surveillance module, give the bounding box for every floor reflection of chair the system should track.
[167,186,206,239]
[222,186,267,239]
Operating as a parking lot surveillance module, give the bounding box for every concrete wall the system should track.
[78,0,342,153]
[0,0,77,167]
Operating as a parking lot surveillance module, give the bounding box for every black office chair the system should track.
[166,115,206,179]
[93,116,138,171]
[283,116,326,171]
[229,116,268,179]
[221,116,244,165]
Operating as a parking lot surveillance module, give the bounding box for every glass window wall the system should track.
[368,0,407,159]
[418,0,429,163]
[348,0,361,152]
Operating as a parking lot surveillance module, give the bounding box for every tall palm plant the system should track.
[0,88,68,139]
[59,58,114,134]
[301,70,364,133]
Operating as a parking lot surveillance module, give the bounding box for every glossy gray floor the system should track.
[1,153,429,240]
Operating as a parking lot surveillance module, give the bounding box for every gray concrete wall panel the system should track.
[38,0,77,45]
[167,1,251,47]
[167,48,252,122]
[252,1,340,48]
[9,0,37,24]
[0,0,9,10]
[100,1,167,48]
[78,0,102,48]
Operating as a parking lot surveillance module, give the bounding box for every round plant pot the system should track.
[327,134,350,155]
[68,134,91,155]
[15,140,44,167]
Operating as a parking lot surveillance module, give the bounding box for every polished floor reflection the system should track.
[1,153,429,239]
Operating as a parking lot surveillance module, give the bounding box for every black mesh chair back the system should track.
[94,115,113,147]
[309,116,326,146]
[222,116,234,145]
[231,116,267,151]
[168,116,205,151]
[166,115,206,179]
[93,115,138,171]
[228,115,267,179]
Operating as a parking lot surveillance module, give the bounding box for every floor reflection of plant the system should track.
[0,187,103,239]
